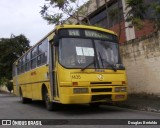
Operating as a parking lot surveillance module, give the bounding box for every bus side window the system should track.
[37,39,48,66]
[37,43,42,66]
[25,52,31,71]
[12,64,15,76]
[12,63,17,76]
[42,39,48,64]
[17,60,21,75]
[31,46,37,69]
[22,56,25,73]
[20,58,23,73]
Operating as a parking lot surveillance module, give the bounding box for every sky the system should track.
[0,0,88,46]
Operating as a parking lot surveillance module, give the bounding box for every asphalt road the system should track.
[0,93,160,128]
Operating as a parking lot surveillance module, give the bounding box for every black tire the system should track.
[19,88,32,104]
[44,89,54,111]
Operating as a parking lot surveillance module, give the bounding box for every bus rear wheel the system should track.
[19,89,32,104]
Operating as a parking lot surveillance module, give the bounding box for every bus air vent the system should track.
[91,88,112,93]
[90,82,112,84]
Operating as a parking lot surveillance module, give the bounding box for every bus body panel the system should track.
[14,65,50,100]
[12,25,128,108]
[59,89,127,104]
[56,65,127,104]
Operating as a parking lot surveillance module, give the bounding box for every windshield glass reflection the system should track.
[59,38,121,69]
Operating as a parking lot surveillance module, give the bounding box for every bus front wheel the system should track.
[44,89,54,111]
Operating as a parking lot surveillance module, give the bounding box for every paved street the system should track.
[0,93,160,128]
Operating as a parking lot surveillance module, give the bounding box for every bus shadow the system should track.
[21,100,125,115]
[57,104,124,116]
[17,100,46,109]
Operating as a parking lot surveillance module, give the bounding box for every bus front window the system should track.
[58,38,122,69]
[59,38,94,68]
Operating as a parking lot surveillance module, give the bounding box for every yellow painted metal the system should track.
[55,25,117,35]
[13,24,127,105]
[56,64,127,104]
[13,65,50,100]
[59,86,127,104]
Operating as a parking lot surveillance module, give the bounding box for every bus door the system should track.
[49,41,59,100]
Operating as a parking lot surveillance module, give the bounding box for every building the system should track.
[66,0,159,44]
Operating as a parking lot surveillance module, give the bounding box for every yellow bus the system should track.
[12,25,127,110]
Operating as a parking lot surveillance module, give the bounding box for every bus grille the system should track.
[91,88,112,93]
[90,82,112,85]
[91,95,111,101]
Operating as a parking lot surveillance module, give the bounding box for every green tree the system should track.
[6,81,13,93]
[0,77,8,88]
[40,0,90,25]
[125,0,147,29]
[0,77,13,93]
[106,0,133,43]
[150,2,160,31]
[125,0,160,31]
[0,34,30,80]
[108,0,123,41]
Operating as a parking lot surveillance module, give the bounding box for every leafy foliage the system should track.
[108,0,123,42]
[40,0,90,25]
[0,77,13,93]
[125,0,146,29]
[0,77,8,87]
[125,0,160,30]
[0,34,30,80]
[132,18,144,29]
[6,81,13,93]
[150,2,160,30]
[125,0,146,19]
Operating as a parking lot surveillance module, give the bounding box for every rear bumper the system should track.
[58,86,127,104]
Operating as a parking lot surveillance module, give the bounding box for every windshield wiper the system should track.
[98,52,117,72]
[81,57,96,71]
[98,52,104,68]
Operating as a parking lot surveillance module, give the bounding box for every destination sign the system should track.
[85,30,113,40]
[68,29,80,36]
[58,28,115,41]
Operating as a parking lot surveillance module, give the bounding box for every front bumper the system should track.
[58,86,127,104]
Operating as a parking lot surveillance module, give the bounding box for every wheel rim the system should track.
[45,93,50,106]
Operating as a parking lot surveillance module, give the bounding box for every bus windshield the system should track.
[59,38,122,69]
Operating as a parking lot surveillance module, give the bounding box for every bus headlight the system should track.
[73,88,89,94]
[115,87,126,92]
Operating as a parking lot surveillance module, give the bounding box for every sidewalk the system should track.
[0,90,9,94]
[0,90,13,96]
[115,94,160,113]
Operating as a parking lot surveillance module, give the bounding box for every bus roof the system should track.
[56,25,116,35]
[13,24,116,64]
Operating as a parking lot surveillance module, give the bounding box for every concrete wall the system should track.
[0,86,8,92]
[120,31,160,95]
